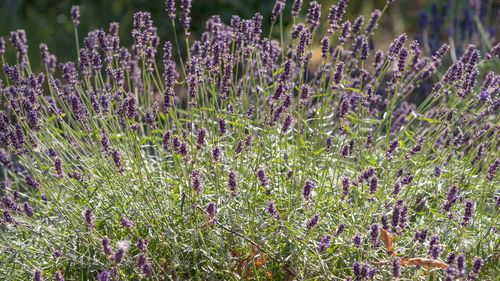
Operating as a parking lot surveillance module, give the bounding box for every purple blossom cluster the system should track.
[0,0,497,280]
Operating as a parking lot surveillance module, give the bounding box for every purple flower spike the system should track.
[165,0,176,20]
[191,169,203,194]
[292,0,303,18]
[317,235,332,252]
[97,271,111,281]
[71,6,80,26]
[34,269,43,281]
[84,208,95,228]
[303,180,316,201]
[306,214,320,230]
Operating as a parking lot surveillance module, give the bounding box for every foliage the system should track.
[0,0,499,280]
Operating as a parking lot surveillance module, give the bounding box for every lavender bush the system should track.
[0,0,499,280]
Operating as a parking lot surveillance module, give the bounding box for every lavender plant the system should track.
[0,0,499,280]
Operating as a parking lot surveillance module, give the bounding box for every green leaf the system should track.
[344,87,365,97]
[315,148,325,155]
[417,117,441,124]
[273,68,283,76]
[140,137,152,145]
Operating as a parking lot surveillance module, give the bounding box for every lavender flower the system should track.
[303,180,315,201]
[318,36,329,59]
[295,29,311,63]
[228,171,238,196]
[446,252,455,265]
[71,6,80,26]
[360,38,369,61]
[317,235,332,252]
[366,135,373,149]
[486,159,499,181]
[399,204,408,230]
[352,16,364,37]
[395,47,408,78]
[125,95,138,119]
[457,255,465,276]
[342,177,350,198]
[417,229,428,243]
[432,43,450,64]
[163,130,172,150]
[60,62,78,85]
[3,209,17,224]
[165,0,176,19]
[55,272,64,281]
[84,208,95,228]
[180,0,192,35]
[369,176,378,198]
[393,182,401,198]
[306,214,320,229]
[365,9,381,34]
[234,139,243,158]
[353,233,361,248]
[429,234,442,259]
[191,169,203,194]
[369,223,379,246]
[392,258,400,278]
[267,202,280,220]
[341,144,350,158]
[111,150,124,173]
[461,201,474,226]
[333,62,344,85]
[257,169,269,187]
[352,261,362,279]
[386,139,399,158]
[471,257,483,277]
[324,137,333,153]
[196,128,207,149]
[339,22,351,44]
[34,269,43,281]
[97,271,111,281]
[113,241,130,264]
[336,224,345,237]
[206,202,216,222]
[306,1,321,30]
[282,114,292,134]
[442,184,459,213]
[212,146,221,164]
[271,1,285,25]
[381,215,390,230]
[100,128,111,156]
[435,165,441,177]
[0,37,5,55]
[179,141,190,161]
[401,174,414,186]
[23,202,34,217]
[142,263,152,277]
[291,0,303,18]
[136,238,146,252]
[120,216,134,228]
[137,253,146,268]
[392,204,400,230]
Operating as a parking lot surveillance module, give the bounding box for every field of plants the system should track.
[0,0,499,280]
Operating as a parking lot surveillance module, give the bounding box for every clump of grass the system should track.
[0,0,499,280]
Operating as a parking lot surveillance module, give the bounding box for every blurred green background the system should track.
[0,0,498,73]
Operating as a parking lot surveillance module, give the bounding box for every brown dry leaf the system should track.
[372,256,448,270]
[231,247,270,280]
[406,258,448,269]
[255,253,269,268]
[380,229,395,256]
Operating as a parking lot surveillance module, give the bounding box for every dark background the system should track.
[0,0,499,73]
